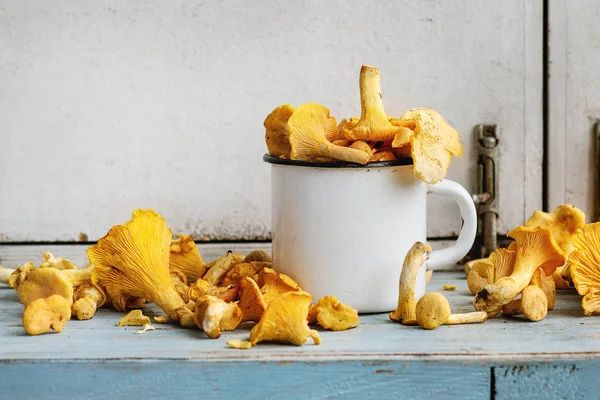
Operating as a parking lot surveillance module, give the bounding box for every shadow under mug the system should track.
[264,155,477,313]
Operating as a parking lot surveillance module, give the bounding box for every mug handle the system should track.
[426,179,478,270]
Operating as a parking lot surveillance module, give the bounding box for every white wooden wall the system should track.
[0,0,542,243]
[548,0,600,221]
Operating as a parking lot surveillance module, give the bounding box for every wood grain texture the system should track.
[0,1,542,241]
[494,363,600,400]
[548,0,600,218]
[1,272,599,363]
[0,361,490,400]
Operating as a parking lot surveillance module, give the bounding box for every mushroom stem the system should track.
[389,242,429,325]
[445,312,488,325]
[501,285,548,322]
[72,285,106,320]
[0,266,15,285]
[416,292,487,330]
[344,66,399,142]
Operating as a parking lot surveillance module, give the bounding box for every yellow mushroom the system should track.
[502,285,548,321]
[117,309,155,334]
[530,267,556,310]
[250,291,320,346]
[188,279,238,303]
[264,104,294,158]
[391,126,415,149]
[569,222,600,315]
[349,140,374,157]
[467,249,515,295]
[553,269,571,290]
[194,295,243,339]
[237,277,267,323]
[524,204,586,255]
[17,267,74,307]
[288,103,370,164]
[337,118,358,141]
[226,339,253,349]
[464,257,489,276]
[416,292,487,330]
[202,251,245,287]
[369,150,396,162]
[399,108,463,184]
[87,209,189,322]
[22,294,72,336]
[307,296,359,331]
[72,282,108,320]
[525,204,586,283]
[221,261,270,287]
[244,250,272,263]
[389,242,430,325]
[474,227,565,317]
[8,262,36,289]
[40,252,78,270]
[257,268,301,304]
[342,65,400,142]
[169,235,206,283]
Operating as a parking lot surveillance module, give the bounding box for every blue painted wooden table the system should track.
[2,271,598,400]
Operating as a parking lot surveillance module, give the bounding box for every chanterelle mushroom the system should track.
[416,292,487,330]
[467,249,515,295]
[40,252,78,270]
[257,268,301,304]
[250,291,320,346]
[342,65,401,142]
[237,277,267,323]
[194,295,242,339]
[474,226,564,317]
[202,251,245,287]
[389,242,430,325]
[8,262,36,289]
[399,108,463,184]
[72,282,108,320]
[264,104,294,159]
[117,309,155,334]
[288,103,370,164]
[569,222,600,315]
[17,267,74,307]
[22,295,71,336]
[221,261,270,287]
[307,296,359,331]
[87,209,189,321]
[525,204,586,283]
[502,285,548,322]
[169,235,206,283]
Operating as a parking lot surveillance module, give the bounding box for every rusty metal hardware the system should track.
[473,125,499,258]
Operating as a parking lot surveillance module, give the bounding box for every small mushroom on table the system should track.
[416,292,487,330]
[389,242,430,325]
[502,285,548,322]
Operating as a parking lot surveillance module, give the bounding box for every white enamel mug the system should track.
[264,155,477,313]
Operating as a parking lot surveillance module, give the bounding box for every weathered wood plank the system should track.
[1,272,599,364]
[494,363,600,400]
[548,0,600,218]
[0,361,490,400]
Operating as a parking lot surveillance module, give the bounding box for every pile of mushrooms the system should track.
[265,65,463,185]
[467,204,597,322]
[1,209,360,346]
